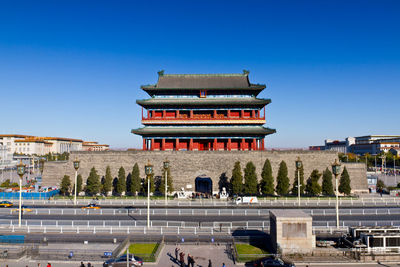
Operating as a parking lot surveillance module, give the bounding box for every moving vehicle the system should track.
[0,201,13,208]
[234,196,258,205]
[12,206,33,212]
[103,255,143,267]
[81,203,101,210]
[251,257,295,267]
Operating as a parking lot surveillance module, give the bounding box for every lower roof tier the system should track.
[136,97,271,108]
[131,126,276,137]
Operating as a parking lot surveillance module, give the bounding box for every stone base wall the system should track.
[42,150,368,193]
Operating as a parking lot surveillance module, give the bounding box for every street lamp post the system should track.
[380,155,386,174]
[295,157,302,206]
[145,161,153,228]
[163,159,169,205]
[332,159,341,229]
[39,158,45,178]
[73,159,80,205]
[17,161,26,227]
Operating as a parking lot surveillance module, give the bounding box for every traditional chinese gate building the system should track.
[131,70,275,151]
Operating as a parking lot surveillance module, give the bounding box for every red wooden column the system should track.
[176,110,180,118]
[143,139,146,150]
[241,138,245,151]
[261,139,265,150]
[227,110,231,118]
[228,138,231,151]
[175,139,180,151]
[190,110,193,118]
[151,139,154,151]
[241,110,244,118]
[189,138,193,151]
[161,138,165,151]
[213,110,217,118]
[252,138,257,150]
[252,110,255,118]
[213,138,217,151]
[162,110,166,118]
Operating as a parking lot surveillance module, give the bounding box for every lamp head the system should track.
[73,158,80,170]
[295,157,302,169]
[163,159,170,170]
[145,160,153,176]
[17,160,25,178]
[331,159,341,176]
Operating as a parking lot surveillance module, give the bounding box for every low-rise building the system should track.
[82,141,110,151]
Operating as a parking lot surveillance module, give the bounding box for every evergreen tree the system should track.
[305,169,322,196]
[159,167,174,195]
[230,161,243,195]
[76,174,83,194]
[260,159,274,195]
[275,161,290,195]
[243,162,258,195]
[60,175,71,196]
[116,167,126,195]
[322,168,334,196]
[291,165,305,196]
[339,167,351,195]
[103,166,113,195]
[376,179,386,192]
[130,163,141,196]
[86,167,100,196]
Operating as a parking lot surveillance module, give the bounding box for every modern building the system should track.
[0,134,108,155]
[82,141,110,151]
[310,135,400,155]
[132,70,275,151]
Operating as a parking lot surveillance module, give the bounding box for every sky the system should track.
[0,0,399,149]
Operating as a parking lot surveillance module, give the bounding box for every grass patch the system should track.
[125,243,159,262]
[235,243,270,262]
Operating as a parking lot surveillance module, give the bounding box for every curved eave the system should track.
[136,98,271,108]
[131,127,276,137]
[141,85,265,97]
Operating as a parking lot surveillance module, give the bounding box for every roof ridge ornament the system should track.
[158,70,165,76]
[243,69,250,75]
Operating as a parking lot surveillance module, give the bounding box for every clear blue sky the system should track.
[1,0,399,149]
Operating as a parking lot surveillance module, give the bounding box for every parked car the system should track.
[0,201,13,208]
[81,203,101,210]
[103,254,143,267]
[250,257,295,267]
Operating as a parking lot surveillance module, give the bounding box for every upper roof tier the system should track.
[141,70,266,96]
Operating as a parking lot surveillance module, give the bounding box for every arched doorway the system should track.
[195,175,213,195]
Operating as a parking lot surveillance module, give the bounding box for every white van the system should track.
[235,196,258,204]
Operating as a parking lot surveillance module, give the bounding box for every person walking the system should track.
[80,262,85,267]
[46,263,51,267]
[87,262,92,267]
[208,259,212,267]
[179,251,185,267]
[222,263,226,267]
[190,254,195,267]
[175,247,180,260]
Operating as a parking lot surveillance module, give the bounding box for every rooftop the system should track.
[141,70,265,91]
[270,209,311,218]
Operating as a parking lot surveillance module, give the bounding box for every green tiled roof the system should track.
[136,98,271,108]
[131,126,276,137]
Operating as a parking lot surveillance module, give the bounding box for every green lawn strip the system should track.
[235,243,270,262]
[125,243,159,262]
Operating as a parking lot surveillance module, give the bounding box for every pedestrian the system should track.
[80,262,85,267]
[179,251,185,267]
[87,262,92,267]
[187,253,191,267]
[208,259,212,267]
[190,254,195,267]
[46,263,51,267]
[175,246,180,260]
[222,263,226,267]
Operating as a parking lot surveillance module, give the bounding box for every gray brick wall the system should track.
[42,150,368,193]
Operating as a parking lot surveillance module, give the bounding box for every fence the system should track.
[0,190,59,200]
